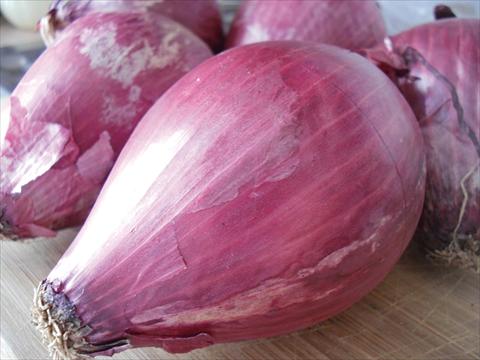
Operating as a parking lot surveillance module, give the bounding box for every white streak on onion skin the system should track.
[226,0,387,50]
[0,12,212,239]
[78,21,183,88]
[41,0,224,52]
[130,220,390,327]
[42,42,425,356]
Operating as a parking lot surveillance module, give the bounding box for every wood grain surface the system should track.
[1,230,478,360]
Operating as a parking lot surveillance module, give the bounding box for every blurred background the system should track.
[0,0,479,100]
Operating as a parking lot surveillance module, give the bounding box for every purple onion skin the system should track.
[45,42,425,356]
[226,0,386,50]
[44,0,224,52]
[390,19,479,257]
[0,12,212,239]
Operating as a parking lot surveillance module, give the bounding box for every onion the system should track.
[40,0,224,52]
[226,0,386,50]
[367,11,479,270]
[0,12,212,239]
[33,42,425,358]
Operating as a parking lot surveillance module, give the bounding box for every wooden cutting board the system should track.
[1,230,478,360]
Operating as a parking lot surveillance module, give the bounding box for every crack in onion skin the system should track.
[40,0,224,52]
[389,19,480,268]
[38,42,425,357]
[226,0,386,50]
[0,12,212,239]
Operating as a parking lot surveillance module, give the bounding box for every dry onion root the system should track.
[428,236,480,272]
[427,163,480,272]
[32,282,91,360]
[32,282,130,359]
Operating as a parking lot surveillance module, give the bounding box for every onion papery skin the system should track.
[37,42,426,358]
[0,12,212,239]
[226,0,386,50]
[41,0,224,52]
[390,19,479,268]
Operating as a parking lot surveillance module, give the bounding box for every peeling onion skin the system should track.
[226,0,386,50]
[41,0,224,52]
[39,42,425,357]
[0,12,212,239]
[389,19,479,268]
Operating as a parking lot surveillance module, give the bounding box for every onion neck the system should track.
[39,11,62,47]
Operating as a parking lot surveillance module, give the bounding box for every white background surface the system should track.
[378,0,480,34]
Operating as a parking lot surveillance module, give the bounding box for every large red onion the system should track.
[226,0,386,50]
[40,0,224,52]
[0,12,212,239]
[33,42,425,358]
[370,15,479,269]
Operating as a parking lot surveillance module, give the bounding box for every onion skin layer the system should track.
[41,0,224,52]
[39,42,425,357]
[0,12,212,239]
[226,0,386,50]
[390,19,479,268]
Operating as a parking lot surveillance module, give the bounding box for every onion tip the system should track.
[31,282,89,360]
[434,5,457,20]
[32,282,129,359]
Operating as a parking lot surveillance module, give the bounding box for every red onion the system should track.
[368,14,479,269]
[0,12,212,239]
[226,0,386,50]
[40,0,224,52]
[33,42,425,358]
